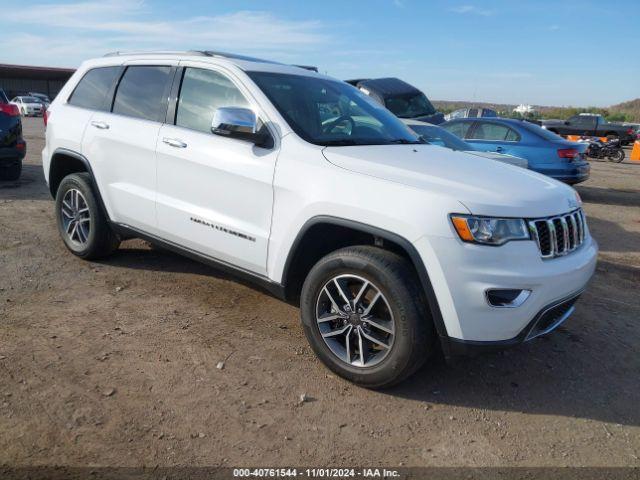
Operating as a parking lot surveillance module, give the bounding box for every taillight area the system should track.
[627,128,634,135]
[43,109,50,127]
[558,148,579,159]
[0,103,20,117]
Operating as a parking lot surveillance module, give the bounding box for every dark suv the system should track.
[0,88,26,180]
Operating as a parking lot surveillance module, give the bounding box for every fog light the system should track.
[485,289,531,308]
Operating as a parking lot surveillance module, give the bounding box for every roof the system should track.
[91,50,324,78]
[353,77,421,98]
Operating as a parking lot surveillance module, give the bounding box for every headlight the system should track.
[450,215,530,246]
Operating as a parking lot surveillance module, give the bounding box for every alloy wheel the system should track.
[61,188,91,246]
[315,274,395,367]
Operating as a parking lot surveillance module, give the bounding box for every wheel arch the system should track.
[281,216,449,346]
[48,148,111,221]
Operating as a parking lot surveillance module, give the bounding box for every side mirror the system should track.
[211,107,272,147]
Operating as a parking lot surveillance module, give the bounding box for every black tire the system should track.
[55,172,120,259]
[0,160,21,181]
[300,245,435,389]
[608,149,625,163]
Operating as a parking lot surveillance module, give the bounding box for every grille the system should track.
[528,209,586,259]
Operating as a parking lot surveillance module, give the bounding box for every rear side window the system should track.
[470,122,520,141]
[68,67,120,111]
[112,66,172,122]
[176,68,249,134]
[0,90,8,103]
[442,121,472,139]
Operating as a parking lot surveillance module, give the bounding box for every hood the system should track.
[322,144,578,218]
[465,150,528,169]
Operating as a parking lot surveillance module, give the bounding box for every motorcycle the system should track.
[579,137,625,163]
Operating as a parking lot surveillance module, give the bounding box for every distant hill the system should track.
[609,98,640,122]
[432,98,640,123]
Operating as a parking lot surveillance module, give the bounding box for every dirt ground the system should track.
[1,118,639,469]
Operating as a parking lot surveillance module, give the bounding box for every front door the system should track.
[155,64,278,276]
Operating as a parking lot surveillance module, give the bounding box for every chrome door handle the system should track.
[162,137,187,148]
[90,121,110,130]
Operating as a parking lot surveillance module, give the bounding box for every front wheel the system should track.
[300,246,435,389]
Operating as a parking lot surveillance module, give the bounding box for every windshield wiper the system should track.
[387,138,424,145]
[322,139,363,146]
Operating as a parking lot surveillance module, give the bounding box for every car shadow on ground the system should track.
[586,216,640,254]
[387,258,639,427]
[576,185,640,208]
[102,244,640,428]
[0,164,50,200]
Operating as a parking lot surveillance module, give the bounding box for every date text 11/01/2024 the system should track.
[232,468,401,478]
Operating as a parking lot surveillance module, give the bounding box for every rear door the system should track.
[463,121,521,156]
[82,62,175,232]
[155,63,278,276]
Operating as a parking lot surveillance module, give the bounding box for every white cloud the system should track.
[1,1,330,66]
[450,5,494,16]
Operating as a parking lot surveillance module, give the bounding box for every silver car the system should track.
[10,96,44,117]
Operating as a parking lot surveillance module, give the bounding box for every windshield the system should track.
[408,124,473,151]
[384,92,436,119]
[21,97,40,103]
[247,72,422,146]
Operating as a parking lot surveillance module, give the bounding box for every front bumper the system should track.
[413,232,598,347]
[446,289,583,355]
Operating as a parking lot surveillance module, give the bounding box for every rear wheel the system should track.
[0,160,21,181]
[608,149,625,163]
[300,246,435,389]
[55,172,120,259]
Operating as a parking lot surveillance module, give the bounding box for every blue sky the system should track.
[1,0,638,106]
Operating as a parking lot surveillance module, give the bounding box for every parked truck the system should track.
[540,114,635,145]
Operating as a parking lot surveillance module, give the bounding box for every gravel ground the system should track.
[0,118,639,468]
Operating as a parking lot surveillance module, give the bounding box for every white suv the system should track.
[42,51,598,388]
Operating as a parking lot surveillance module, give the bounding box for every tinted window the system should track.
[69,67,120,110]
[384,92,436,118]
[569,115,596,127]
[112,66,171,121]
[520,121,564,141]
[176,68,249,133]
[470,122,520,141]
[0,90,8,103]
[442,121,473,139]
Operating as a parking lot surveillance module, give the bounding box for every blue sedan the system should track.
[441,118,590,184]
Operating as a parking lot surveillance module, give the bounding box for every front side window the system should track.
[442,121,473,139]
[247,72,421,146]
[112,66,172,121]
[470,122,520,141]
[176,68,249,134]
[68,67,120,111]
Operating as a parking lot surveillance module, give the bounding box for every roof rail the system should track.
[103,50,208,57]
